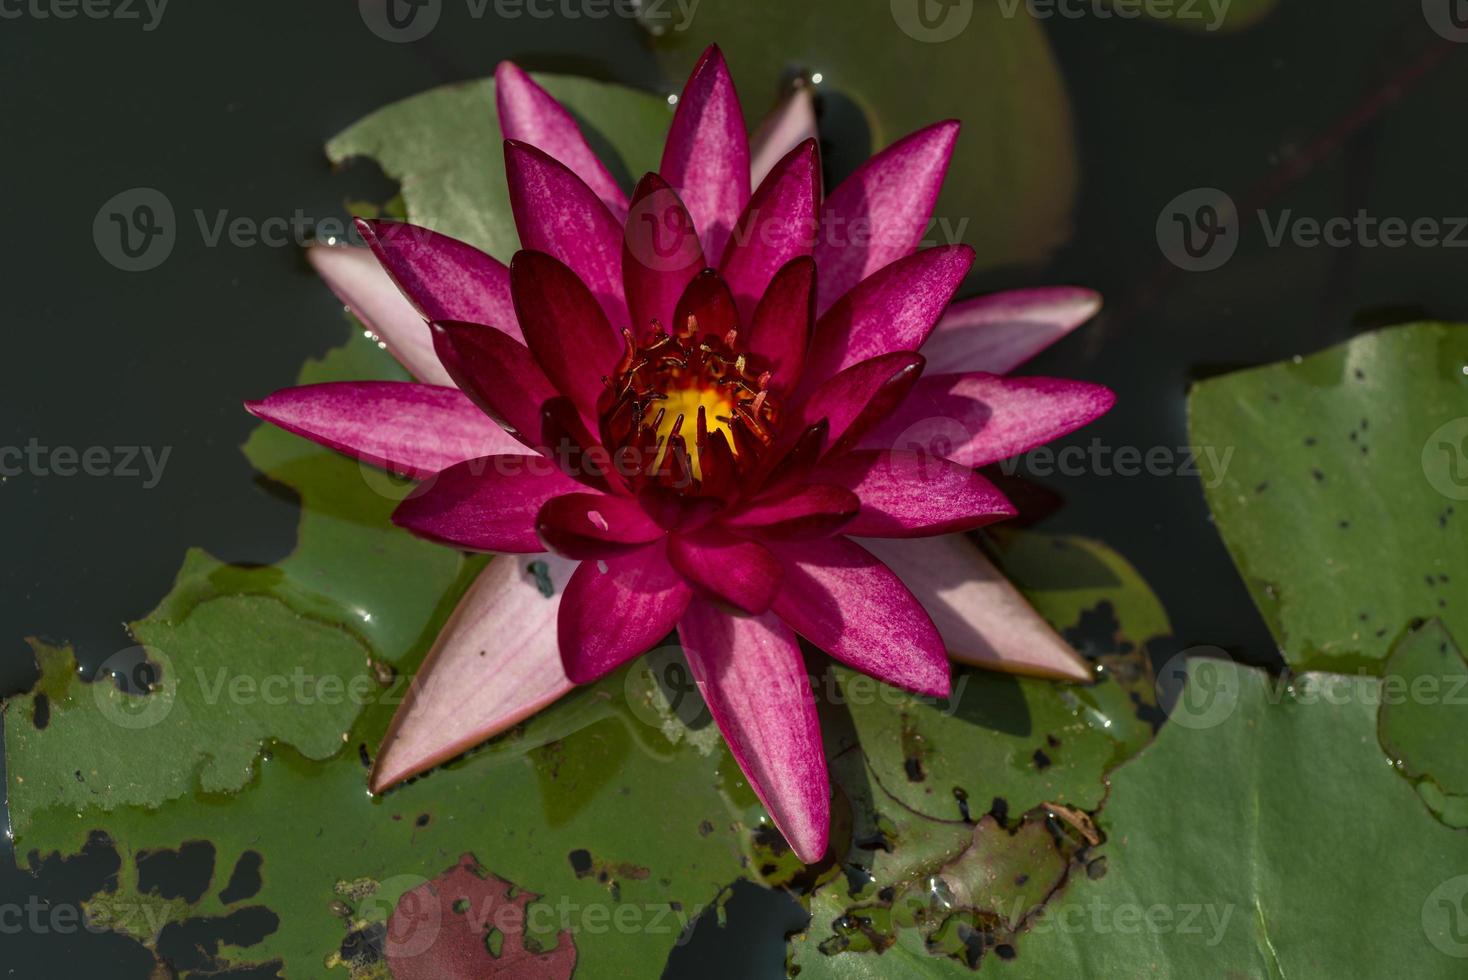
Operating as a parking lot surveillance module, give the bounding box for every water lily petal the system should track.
[558,540,691,683]
[921,287,1102,375]
[721,482,858,539]
[768,536,949,698]
[813,120,959,313]
[749,84,818,188]
[660,44,750,263]
[672,268,740,339]
[746,256,815,394]
[813,450,1015,537]
[858,535,1092,682]
[678,598,828,864]
[511,250,623,427]
[537,491,666,559]
[719,138,819,325]
[494,61,629,219]
[307,242,450,386]
[622,173,705,335]
[370,554,576,792]
[794,352,926,456]
[504,139,627,327]
[431,320,559,449]
[392,455,583,553]
[803,245,973,389]
[356,218,522,343]
[668,526,782,614]
[245,382,524,480]
[859,373,1115,467]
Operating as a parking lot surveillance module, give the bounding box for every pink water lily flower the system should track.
[247,46,1113,863]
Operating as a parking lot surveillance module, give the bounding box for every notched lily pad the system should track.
[1189,322,1468,671]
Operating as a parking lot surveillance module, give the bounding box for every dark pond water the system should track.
[4,1,1467,975]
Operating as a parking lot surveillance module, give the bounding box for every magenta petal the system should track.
[673,268,741,339]
[494,61,629,220]
[307,242,449,386]
[749,84,818,188]
[511,250,623,426]
[431,320,559,449]
[558,540,692,684]
[793,352,926,456]
[813,121,959,314]
[921,287,1102,375]
[721,482,859,539]
[813,451,1016,537]
[245,382,524,480]
[859,373,1116,468]
[392,456,582,553]
[678,598,829,864]
[660,45,750,263]
[622,174,706,334]
[537,491,665,559]
[858,535,1092,682]
[504,140,628,327]
[356,218,523,343]
[747,257,815,394]
[667,527,782,614]
[719,139,819,325]
[802,245,973,390]
[370,555,576,791]
[768,537,950,698]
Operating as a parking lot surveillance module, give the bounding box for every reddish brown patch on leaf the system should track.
[385,853,576,980]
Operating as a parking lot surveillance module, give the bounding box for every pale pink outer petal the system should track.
[678,598,829,864]
[307,242,451,386]
[858,373,1116,468]
[767,537,951,699]
[812,120,959,314]
[749,85,818,188]
[920,287,1102,375]
[370,554,577,792]
[858,535,1093,682]
[494,61,630,220]
[244,382,524,480]
[660,45,750,264]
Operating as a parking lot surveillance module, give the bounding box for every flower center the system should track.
[600,315,778,494]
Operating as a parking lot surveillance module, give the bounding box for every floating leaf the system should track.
[991,660,1468,977]
[1189,322,1468,670]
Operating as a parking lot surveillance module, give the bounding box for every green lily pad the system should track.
[647,0,1078,274]
[790,533,1169,976]
[987,659,1468,977]
[327,73,672,262]
[1188,321,1468,671]
[1378,620,1468,827]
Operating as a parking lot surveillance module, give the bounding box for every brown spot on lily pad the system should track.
[386,853,575,980]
